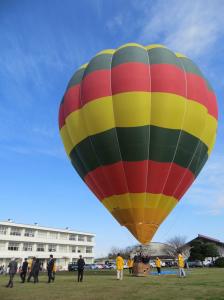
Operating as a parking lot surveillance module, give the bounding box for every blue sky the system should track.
[0,0,224,257]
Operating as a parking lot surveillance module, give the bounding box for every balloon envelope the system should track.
[59,43,218,244]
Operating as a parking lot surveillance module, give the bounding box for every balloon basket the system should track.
[133,262,150,277]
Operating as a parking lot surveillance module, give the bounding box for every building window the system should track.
[0,226,7,235]
[78,235,85,242]
[37,244,45,252]
[37,231,47,238]
[24,229,35,237]
[0,242,6,250]
[60,233,68,240]
[87,236,92,242]
[69,234,76,241]
[48,232,58,239]
[10,227,21,236]
[48,244,56,252]
[23,243,33,251]
[8,242,20,251]
[59,245,68,252]
[77,247,84,253]
[70,246,76,253]
[86,247,93,253]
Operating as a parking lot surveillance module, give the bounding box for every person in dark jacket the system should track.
[77,255,85,282]
[6,258,18,288]
[47,255,55,283]
[33,258,41,283]
[20,258,28,283]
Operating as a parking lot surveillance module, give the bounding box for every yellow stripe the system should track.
[102,193,177,211]
[145,44,167,50]
[79,63,88,69]
[96,49,115,56]
[175,52,188,58]
[60,92,217,155]
[102,193,178,226]
[117,43,145,50]
[60,126,73,156]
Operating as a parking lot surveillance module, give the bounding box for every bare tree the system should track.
[108,245,137,259]
[165,236,187,257]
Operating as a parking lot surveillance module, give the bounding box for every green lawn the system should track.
[0,268,224,300]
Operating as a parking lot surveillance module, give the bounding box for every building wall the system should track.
[0,221,95,270]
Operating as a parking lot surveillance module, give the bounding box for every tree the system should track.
[189,241,219,263]
[189,241,205,262]
[108,245,137,259]
[165,236,187,257]
[202,243,219,262]
[214,257,224,267]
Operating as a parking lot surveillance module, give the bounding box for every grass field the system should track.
[0,268,224,300]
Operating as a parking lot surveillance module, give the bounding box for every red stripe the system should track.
[173,171,195,199]
[111,62,150,94]
[63,85,81,119]
[81,70,112,105]
[59,63,217,129]
[150,64,186,97]
[84,161,195,200]
[84,174,104,200]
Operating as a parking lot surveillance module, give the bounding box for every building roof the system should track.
[185,234,224,247]
[0,220,95,236]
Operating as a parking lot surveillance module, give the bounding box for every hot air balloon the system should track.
[58,43,218,244]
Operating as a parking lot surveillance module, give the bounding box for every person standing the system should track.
[47,255,55,283]
[20,258,28,283]
[178,252,186,278]
[155,257,162,275]
[6,258,18,288]
[116,253,124,280]
[27,257,36,282]
[77,255,85,282]
[127,256,133,274]
[33,258,41,283]
[52,259,57,282]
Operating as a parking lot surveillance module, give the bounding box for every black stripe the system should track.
[112,46,149,67]
[69,126,208,178]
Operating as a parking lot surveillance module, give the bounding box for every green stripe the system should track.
[147,47,182,69]
[112,46,149,67]
[65,45,212,92]
[69,126,208,178]
[83,54,113,77]
[178,57,203,77]
[66,68,85,90]
[178,57,214,91]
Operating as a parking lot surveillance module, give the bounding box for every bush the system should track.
[214,257,224,267]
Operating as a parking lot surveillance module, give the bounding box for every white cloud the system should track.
[138,0,224,57]
[106,0,224,58]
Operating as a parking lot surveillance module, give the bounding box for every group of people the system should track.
[5,254,57,288]
[115,252,186,280]
[4,252,186,287]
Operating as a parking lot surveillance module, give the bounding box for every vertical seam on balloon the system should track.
[153,52,189,230]
[159,58,209,240]
[144,47,152,236]
[171,60,210,198]
[78,63,109,201]
[61,100,89,190]
[154,55,188,241]
[110,48,135,227]
[62,92,103,198]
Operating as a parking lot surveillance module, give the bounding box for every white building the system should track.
[0,220,95,270]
